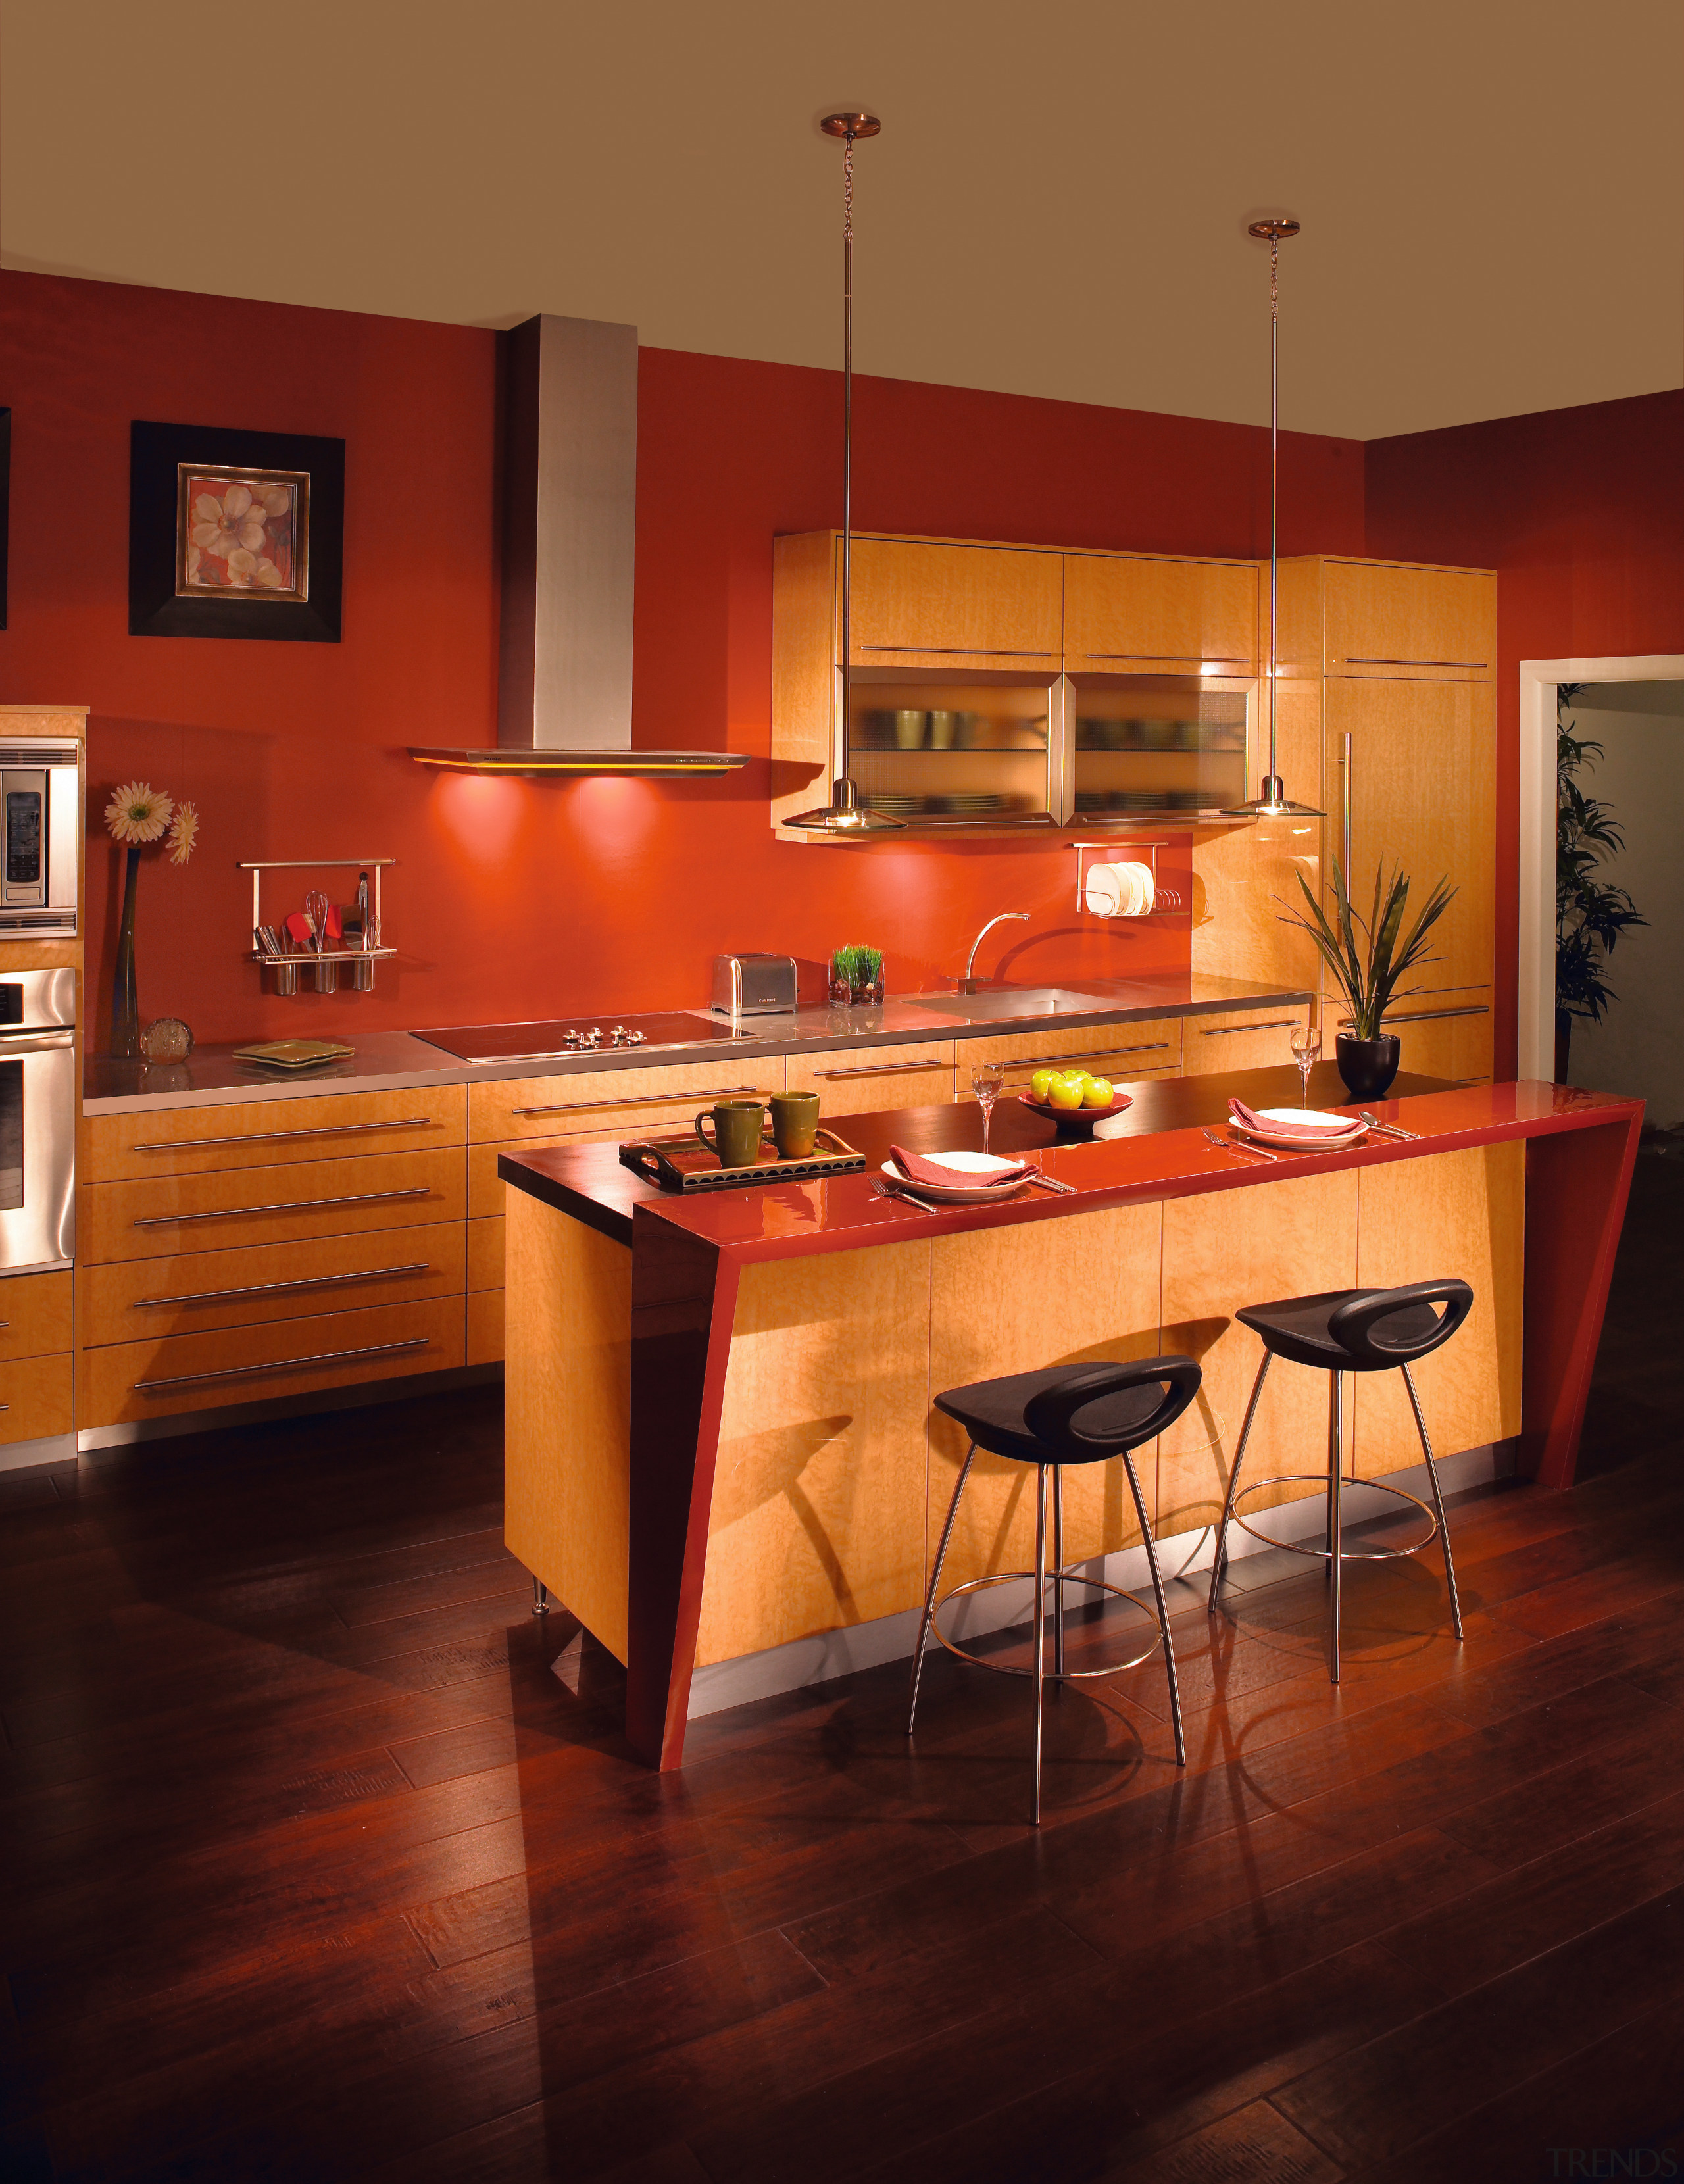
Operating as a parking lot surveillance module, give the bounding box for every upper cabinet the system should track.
[1321,560,1496,681]
[1065,555,1258,676]
[845,539,1062,670]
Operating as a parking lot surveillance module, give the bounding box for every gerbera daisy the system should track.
[104,782,174,845]
[166,801,199,867]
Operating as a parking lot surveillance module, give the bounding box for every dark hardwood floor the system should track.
[4,1147,1683,2182]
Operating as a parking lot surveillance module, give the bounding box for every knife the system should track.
[1029,1169,1076,1194]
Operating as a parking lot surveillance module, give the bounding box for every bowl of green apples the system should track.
[1018,1066,1135,1136]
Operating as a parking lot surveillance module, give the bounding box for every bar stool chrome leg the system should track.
[1404,1362,1466,1642]
[1329,1371,1344,1683]
[1031,1465,1051,1823]
[1120,1444,1187,1766]
[907,1439,979,1735]
[1052,1466,1066,1679]
[1208,1350,1272,1610]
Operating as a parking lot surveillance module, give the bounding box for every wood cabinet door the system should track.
[1182,1006,1312,1076]
[1368,989,1495,1085]
[972,1018,1186,1086]
[1324,562,1496,680]
[1328,679,1496,994]
[1064,555,1258,674]
[843,539,1062,669]
[785,1041,958,1117]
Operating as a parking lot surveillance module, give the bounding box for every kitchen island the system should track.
[500,1066,1641,1768]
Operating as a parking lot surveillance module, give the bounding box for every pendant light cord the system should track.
[1268,227,1279,783]
[840,126,856,793]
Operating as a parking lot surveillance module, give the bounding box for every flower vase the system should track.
[851,976,884,1006]
[111,845,142,1058]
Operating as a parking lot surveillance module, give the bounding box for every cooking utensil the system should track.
[305,890,329,953]
[1202,1126,1279,1163]
[1027,1169,1075,1194]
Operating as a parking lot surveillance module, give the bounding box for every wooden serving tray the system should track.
[618,1128,865,1193]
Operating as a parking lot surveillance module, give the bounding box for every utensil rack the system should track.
[241,858,397,996]
[1070,841,1184,915]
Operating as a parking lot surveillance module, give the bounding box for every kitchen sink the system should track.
[910,987,1114,1020]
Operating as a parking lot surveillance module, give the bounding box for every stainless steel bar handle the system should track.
[133,1118,432,1153]
[860,645,1058,657]
[1339,1005,1489,1026]
[134,1262,432,1310]
[133,1337,429,1393]
[1342,731,1352,879]
[1199,1019,1302,1036]
[812,1058,949,1081]
[999,1042,1169,1068]
[1083,653,1250,664]
[134,1186,432,1229]
[1345,657,1488,670]
[0,1028,76,1054]
[511,1083,772,1118]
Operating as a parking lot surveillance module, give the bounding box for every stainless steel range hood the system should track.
[409,314,748,780]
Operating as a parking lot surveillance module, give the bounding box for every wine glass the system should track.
[1290,1022,1322,1107]
[971,1061,1004,1154]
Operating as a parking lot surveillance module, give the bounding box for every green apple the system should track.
[1047,1075,1086,1110]
[1029,1067,1056,1101]
[1081,1075,1114,1108]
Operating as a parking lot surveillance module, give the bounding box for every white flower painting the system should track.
[176,466,308,599]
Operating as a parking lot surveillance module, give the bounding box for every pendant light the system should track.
[1222,216,1324,821]
[786,112,904,833]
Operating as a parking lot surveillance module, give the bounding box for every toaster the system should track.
[712,952,797,1016]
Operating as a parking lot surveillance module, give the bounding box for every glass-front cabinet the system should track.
[770,530,1261,837]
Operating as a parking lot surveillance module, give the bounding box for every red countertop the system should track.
[498,1064,1645,1266]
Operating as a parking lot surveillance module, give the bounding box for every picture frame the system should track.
[129,420,344,641]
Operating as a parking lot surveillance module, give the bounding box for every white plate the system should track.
[881,1153,1033,1204]
[1232,1106,1366,1151]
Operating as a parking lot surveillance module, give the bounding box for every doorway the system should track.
[1517,653,1684,1083]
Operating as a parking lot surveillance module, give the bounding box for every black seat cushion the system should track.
[935,1365,1170,1466]
[1237,1288,1448,1373]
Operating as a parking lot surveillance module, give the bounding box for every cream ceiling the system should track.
[4,0,1681,441]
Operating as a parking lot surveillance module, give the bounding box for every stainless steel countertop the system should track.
[81,974,1312,1114]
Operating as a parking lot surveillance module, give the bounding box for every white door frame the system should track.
[1518,653,1684,1080]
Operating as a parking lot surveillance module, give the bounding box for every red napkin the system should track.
[889,1143,1033,1189]
[1229,1098,1362,1139]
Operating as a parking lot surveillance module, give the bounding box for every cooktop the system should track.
[414,1011,756,1064]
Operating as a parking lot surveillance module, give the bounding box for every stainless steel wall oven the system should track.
[0,969,76,1274]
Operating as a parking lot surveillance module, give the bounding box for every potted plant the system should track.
[1278,858,1456,1100]
[830,944,884,1006]
[1556,685,1645,1083]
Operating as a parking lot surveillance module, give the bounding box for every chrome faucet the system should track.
[956,911,1030,993]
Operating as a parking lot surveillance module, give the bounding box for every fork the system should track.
[1360,1110,1418,1140]
[1202,1125,1279,1163]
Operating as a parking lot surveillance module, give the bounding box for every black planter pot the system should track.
[1335,1031,1401,1101]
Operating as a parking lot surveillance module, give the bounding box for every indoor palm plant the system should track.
[1555,685,1644,1082]
[1279,858,1456,1099]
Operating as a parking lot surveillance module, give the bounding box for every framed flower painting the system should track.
[129,420,344,641]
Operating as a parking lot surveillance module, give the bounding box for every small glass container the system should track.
[140,1017,194,1064]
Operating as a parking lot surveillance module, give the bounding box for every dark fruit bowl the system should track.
[1016,1089,1135,1137]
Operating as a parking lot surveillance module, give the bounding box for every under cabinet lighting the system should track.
[407,747,749,778]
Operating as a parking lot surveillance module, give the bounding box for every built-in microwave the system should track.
[0,743,80,935]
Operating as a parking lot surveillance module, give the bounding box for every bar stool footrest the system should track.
[1230,1473,1439,1563]
[932,1567,1163,1681]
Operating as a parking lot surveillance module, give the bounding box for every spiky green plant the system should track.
[1556,683,1645,1031]
[831,944,883,990]
[1277,858,1456,1041]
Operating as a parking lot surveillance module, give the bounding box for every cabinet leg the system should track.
[532,1577,549,1616]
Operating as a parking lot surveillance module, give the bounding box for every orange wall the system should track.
[0,270,1366,1044]
[1366,387,1684,1078]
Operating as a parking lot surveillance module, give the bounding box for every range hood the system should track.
[409,314,748,780]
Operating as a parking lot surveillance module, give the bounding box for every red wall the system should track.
[0,270,1366,1045]
[1366,389,1684,1078]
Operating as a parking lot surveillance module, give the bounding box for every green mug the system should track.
[695,1099,766,1168]
[770,1091,821,1159]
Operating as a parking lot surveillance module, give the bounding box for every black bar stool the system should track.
[1208,1280,1474,1682]
[909,1355,1201,1824]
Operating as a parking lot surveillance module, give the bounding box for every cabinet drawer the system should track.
[1336,989,1493,1085]
[1064,555,1257,673]
[970,1018,1184,1083]
[468,1214,505,1292]
[785,1041,958,1118]
[80,1222,467,1345]
[468,1288,505,1367]
[1324,562,1496,680]
[1183,1006,1310,1076]
[0,1269,73,1361]
[469,1056,784,1145]
[845,539,1063,668]
[83,1085,466,1183]
[78,1296,467,1429]
[83,1147,466,1264]
[0,1353,73,1445]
